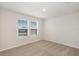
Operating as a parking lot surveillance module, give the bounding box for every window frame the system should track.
[30,20,38,36]
[17,18,38,37]
[17,19,29,37]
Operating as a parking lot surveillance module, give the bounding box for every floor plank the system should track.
[0,40,79,56]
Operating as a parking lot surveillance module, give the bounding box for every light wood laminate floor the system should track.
[0,40,79,56]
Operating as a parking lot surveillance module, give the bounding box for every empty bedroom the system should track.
[0,2,79,56]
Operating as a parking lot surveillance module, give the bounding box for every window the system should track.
[18,20,28,36]
[30,21,38,36]
[17,18,38,36]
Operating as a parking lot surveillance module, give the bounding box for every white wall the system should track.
[0,8,44,51]
[44,12,79,49]
[0,11,2,50]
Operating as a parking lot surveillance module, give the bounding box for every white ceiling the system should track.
[0,2,79,19]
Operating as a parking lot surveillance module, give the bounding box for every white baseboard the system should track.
[45,39,79,49]
[0,40,40,52]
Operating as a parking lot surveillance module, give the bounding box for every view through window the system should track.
[17,19,38,36]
